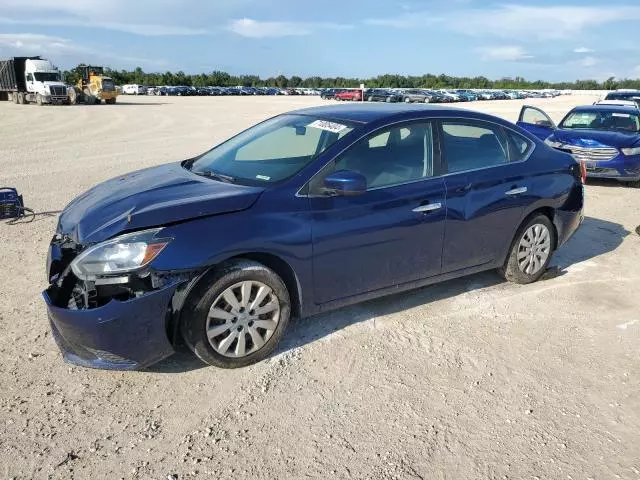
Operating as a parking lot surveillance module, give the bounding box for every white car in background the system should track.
[121,84,146,95]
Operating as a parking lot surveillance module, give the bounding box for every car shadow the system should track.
[148,215,628,374]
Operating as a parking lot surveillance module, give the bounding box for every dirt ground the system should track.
[1,94,639,480]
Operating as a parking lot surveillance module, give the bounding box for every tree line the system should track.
[62,66,640,91]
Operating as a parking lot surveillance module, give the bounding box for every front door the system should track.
[438,119,537,272]
[308,120,447,304]
[517,105,556,140]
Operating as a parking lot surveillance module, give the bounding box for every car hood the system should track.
[58,162,265,245]
[554,129,640,149]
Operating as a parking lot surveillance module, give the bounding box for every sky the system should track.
[0,0,639,82]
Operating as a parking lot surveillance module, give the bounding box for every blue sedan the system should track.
[517,104,640,186]
[44,104,584,370]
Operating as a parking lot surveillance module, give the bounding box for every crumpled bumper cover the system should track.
[43,284,179,370]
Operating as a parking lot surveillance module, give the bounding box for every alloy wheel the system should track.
[517,224,551,275]
[206,281,280,358]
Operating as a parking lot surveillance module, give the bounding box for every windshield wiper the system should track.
[194,170,236,184]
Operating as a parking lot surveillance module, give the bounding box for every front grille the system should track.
[566,146,618,162]
[50,85,66,97]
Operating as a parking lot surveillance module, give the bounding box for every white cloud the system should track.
[228,18,311,37]
[0,0,247,36]
[364,13,442,29]
[579,56,599,67]
[478,46,533,61]
[0,33,167,68]
[228,18,352,38]
[574,47,594,53]
[456,5,640,39]
[0,33,89,54]
[0,16,207,36]
[367,4,640,40]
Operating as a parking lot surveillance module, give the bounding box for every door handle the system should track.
[505,187,527,196]
[412,202,442,213]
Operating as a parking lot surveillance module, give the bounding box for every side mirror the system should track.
[323,170,367,196]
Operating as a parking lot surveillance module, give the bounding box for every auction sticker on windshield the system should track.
[307,120,348,133]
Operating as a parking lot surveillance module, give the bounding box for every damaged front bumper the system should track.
[43,233,197,370]
[44,284,179,370]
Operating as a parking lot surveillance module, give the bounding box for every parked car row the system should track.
[322,88,564,103]
[121,86,323,96]
[120,84,565,101]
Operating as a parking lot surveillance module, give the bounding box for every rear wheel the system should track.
[499,214,555,284]
[17,92,25,104]
[367,96,373,102]
[83,89,95,104]
[181,260,291,369]
[404,97,411,103]
[423,97,431,103]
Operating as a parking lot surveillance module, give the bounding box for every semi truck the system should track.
[0,56,69,105]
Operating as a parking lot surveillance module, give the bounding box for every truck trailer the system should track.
[0,56,69,105]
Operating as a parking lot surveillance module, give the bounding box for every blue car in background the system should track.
[44,104,584,370]
[517,104,640,187]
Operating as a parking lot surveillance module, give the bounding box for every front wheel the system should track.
[404,97,411,103]
[499,214,555,284]
[36,93,43,106]
[181,260,291,369]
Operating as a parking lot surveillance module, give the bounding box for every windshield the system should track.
[560,110,640,133]
[34,72,60,82]
[189,114,355,184]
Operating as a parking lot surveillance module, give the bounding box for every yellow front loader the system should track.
[69,65,118,105]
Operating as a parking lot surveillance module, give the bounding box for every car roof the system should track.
[572,104,639,114]
[291,103,501,124]
[595,100,640,107]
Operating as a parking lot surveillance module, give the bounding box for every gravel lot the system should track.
[1,94,639,480]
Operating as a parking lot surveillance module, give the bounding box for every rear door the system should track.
[517,105,556,140]
[439,119,537,273]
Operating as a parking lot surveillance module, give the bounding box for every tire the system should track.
[404,97,411,103]
[68,88,78,105]
[623,180,640,188]
[367,96,373,102]
[424,97,431,103]
[8,92,14,102]
[83,89,95,105]
[180,259,291,369]
[499,214,556,284]
[17,92,25,104]
[36,94,43,106]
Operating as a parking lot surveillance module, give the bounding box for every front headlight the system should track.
[544,137,565,149]
[70,228,171,280]
[621,146,640,156]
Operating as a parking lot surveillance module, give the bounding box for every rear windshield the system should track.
[560,110,640,133]
[605,92,640,101]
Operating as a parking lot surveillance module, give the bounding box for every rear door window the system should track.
[441,120,510,173]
